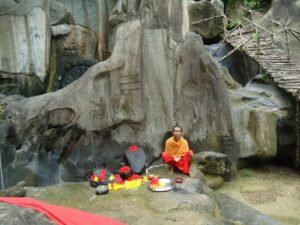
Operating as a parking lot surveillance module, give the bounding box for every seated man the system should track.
[162,125,193,174]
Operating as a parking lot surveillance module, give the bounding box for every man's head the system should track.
[172,124,183,141]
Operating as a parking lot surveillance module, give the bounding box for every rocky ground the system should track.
[24,166,223,225]
[2,164,299,225]
[0,163,300,225]
[215,165,300,225]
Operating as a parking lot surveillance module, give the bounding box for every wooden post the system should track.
[250,10,260,60]
[296,100,300,169]
[256,33,260,60]
[191,15,224,25]
[271,22,274,48]
[285,29,291,60]
[218,36,252,62]
[0,153,4,190]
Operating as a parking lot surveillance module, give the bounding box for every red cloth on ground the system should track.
[0,197,126,225]
[162,150,193,174]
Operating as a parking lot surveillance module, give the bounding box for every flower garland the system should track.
[108,174,149,191]
[89,166,151,191]
[119,166,131,174]
[129,145,139,152]
[89,169,107,182]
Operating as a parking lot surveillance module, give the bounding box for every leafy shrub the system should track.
[240,168,256,177]
[222,0,271,10]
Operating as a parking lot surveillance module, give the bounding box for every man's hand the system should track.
[174,156,181,162]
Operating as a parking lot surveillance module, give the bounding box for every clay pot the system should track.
[175,177,183,183]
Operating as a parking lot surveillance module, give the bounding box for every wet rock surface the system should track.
[215,165,300,225]
[193,151,231,175]
[26,182,221,225]
[213,194,282,225]
[0,202,56,225]
[18,165,288,225]
[0,186,26,197]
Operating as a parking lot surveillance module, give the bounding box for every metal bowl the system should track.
[148,178,175,192]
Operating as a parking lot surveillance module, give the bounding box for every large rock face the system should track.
[0,0,294,187]
[0,0,116,95]
[50,0,117,60]
[188,0,225,40]
[209,42,294,160]
[0,2,49,94]
[225,72,292,159]
[174,33,232,148]
[47,25,98,91]
[0,0,234,186]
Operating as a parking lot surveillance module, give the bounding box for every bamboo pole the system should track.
[240,6,300,49]
[243,17,287,44]
[288,29,300,42]
[216,23,241,51]
[242,6,300,60]
[242,6,300,39]
[250,11,260,60]
[218,36,252,62]
[0,154,4,190]
[191,15,224,25]
[271,22,274,47]
[296,100,300,169]
[241,6,289,32]
[237,27,251,80]
[285,30,291,60]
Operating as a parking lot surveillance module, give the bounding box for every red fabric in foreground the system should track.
[0,197,126,225]
[162,150,193,174]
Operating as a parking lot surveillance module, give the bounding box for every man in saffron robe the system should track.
[162,125,193,174]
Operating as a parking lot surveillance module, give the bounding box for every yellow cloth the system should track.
[165,137,189,157]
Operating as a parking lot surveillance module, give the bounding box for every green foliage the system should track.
[221,0,271,10]
[244,0,262,10]
[240,168,256,177]
[226,21,241,31]
[259,73,269,81]
[221,0,236,6]
[251,31,261,40]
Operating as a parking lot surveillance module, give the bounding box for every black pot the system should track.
[119,171,132,180]
[96,185,109,195]
[90,180,108,188]
[90,181,101,188]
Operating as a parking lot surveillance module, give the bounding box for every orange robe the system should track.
[162,137,192,174]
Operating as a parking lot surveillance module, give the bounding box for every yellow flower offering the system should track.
[108,176,149,191]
